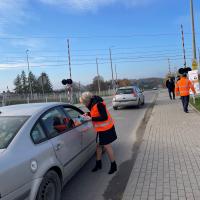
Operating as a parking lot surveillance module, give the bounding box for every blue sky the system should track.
[0,0,200,91]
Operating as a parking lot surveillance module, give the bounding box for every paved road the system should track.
[61,91,157,200]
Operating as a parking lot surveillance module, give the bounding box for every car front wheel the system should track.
[142,98,145,105]
[36,170,61,200]
[113,106,118,110]
[137,99,141,108]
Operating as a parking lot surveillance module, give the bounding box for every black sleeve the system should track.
[92,103,108,122]
[166,80,169,88]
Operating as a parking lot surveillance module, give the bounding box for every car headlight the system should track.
[113,97,116,102]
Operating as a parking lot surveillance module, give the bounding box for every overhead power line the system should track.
[0,48,193,60]
[0,32,198,40]
[0,56,193,69]
[0,44,193,55]
[0,53,194,65]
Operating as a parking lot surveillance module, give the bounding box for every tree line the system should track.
[14,71,53,94]
[85,76,132,91]
[13,71,138,95]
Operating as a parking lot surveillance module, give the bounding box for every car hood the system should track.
[0,149,5,155]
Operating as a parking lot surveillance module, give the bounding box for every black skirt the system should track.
[96,126,117,145]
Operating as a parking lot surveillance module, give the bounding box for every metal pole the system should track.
[96,58,101,95]
[181,24,187,68]
[109,48,115,91]
[198,48,200,67]
[41,74,45,98]
[67,39,73,103]
[115,64,118,85]
[78,81,81,97]
[190,0,197,60]
[67,39,72,79]
[168,58,171,75]
[26,50,33,99]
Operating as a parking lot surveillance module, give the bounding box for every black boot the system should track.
[92,160,102,172]
[108,161,117,174]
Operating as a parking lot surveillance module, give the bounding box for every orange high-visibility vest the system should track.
[90,102,114,132]
[175,77,195,96]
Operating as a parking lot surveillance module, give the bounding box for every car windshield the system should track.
[0,116,29,149]
[116,88,133,95]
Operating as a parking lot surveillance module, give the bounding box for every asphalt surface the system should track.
[61,91,157,200]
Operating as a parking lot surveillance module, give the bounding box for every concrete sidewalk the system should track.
[122,91,200,200]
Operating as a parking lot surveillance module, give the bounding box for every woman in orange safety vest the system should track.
[80,92,117,174]
[175,73,196,113]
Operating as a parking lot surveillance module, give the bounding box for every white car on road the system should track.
[112,86,145,110]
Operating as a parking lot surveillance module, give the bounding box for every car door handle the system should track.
[55,143,62,151]
[82,128,90,132]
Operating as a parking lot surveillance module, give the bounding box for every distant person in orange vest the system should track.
[80,92,117,174]
[175,72,196,113]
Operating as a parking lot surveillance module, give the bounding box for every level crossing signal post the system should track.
[62,79,73,103]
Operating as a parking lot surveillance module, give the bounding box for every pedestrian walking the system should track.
[80,92,117,174]
[166,77,175,100]
[175,72,196,113]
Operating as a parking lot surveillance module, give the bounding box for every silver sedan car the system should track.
[0,103,96,200]
[112,86,145,110]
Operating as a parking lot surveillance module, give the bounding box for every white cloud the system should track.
[39,0,154,12]
[0,0,155,32]
[0,63,25,70]
[10,38,44,49]
[0,0,29,34]
[0,61,53,70]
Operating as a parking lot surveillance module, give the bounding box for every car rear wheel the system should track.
[36,170,61,200]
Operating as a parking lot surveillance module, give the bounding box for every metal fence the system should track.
[0,90,114,107]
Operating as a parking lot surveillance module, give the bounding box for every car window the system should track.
[41,108,74,137]
[116,88,133,95]
[135,87,140,93]
[31,123,47,144]
[0,116,28,149]
[63,106,86,127]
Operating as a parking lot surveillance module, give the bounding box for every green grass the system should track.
[190,97,200,111]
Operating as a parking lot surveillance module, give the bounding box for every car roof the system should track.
[117,86,136,89]
[0,102,71,117]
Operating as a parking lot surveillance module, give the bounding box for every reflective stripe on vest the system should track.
[90,101,114,132]
[94,119,113,128]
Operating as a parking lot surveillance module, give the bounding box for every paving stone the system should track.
[122,91,200,200]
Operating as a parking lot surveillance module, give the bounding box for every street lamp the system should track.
[109,48,115,92]
[96,58,101,95]
[26,50,33,98]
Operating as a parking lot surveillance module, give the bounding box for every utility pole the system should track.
[181,24,187,68]
[115,64,118,88]
[96,58,101,95]
[109,48,115,92]
[198,48,200,67]
[67,39,73,103]
[190,0,198,70]
[41,74,45,98]
[26,50,33,99]
[78,81,81,98]
[168,58,171,75]
[67,39,72,79]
